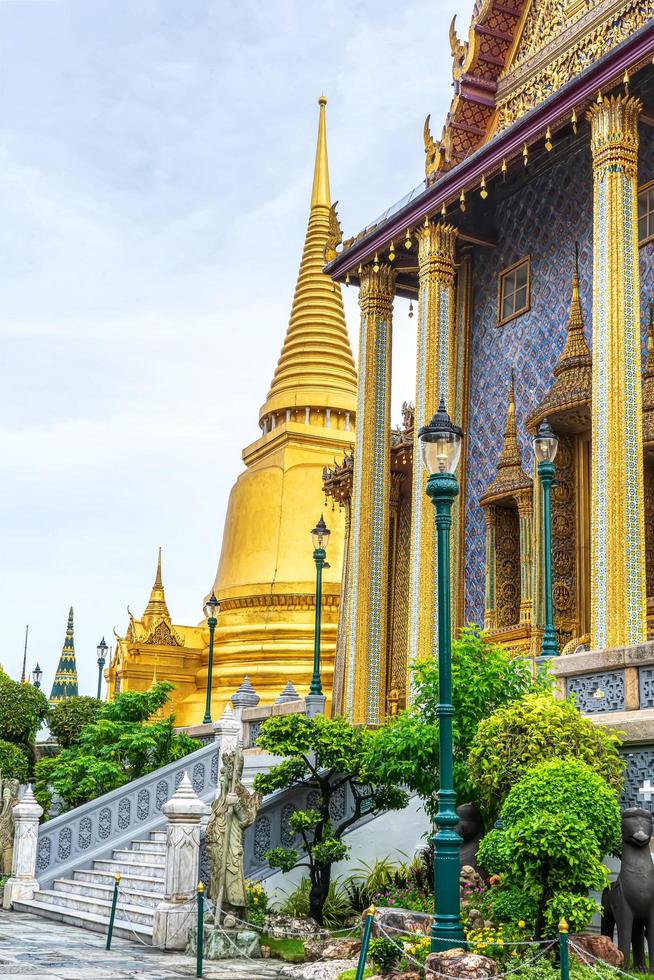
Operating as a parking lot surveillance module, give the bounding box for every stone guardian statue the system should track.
[601,807,654,972]
[206,745,261,924]
[0,776,20,875]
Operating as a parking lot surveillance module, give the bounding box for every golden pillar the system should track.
[484,506,496,630]
[516,491,533,625]
[346,264,396,724]
[407,223,457,685]
[589,95,647,648]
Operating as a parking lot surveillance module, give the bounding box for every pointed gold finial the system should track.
[480,373,531,503]
[143,547,171,623]
[311,95,330,209]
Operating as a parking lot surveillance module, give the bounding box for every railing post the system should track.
[3,787,43,909]
[196,881,204,978]
[152,772,209,950]
[355,904,376,980]
[559,917,569,980]
[106,873,121,950]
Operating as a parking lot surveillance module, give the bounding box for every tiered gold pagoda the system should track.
[107,99,356,724]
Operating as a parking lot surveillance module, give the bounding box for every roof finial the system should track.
[143,547,170,622]
[311,95,330,209]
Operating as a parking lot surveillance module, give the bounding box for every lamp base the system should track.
[305,694,326,718]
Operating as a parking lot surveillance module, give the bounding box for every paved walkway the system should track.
[0,910,286,979]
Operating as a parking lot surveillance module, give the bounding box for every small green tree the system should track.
[34,682,197,814]
[49,696,102,748]
[0,739,30,784]
[366,627,539,817]
[468,692,623,819]
[253,714,408,925]
[0,671,49,774]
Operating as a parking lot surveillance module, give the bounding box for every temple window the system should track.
[498,257,530,326]
[638,181,654,246]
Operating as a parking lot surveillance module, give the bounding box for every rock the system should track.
[263,913,329,940]
[465,908,485,931]
[367,905,432,939]
[426,948,499,979]
[460,866,485,906]
[570,934,624,968]
[304,937,362,961]
[186,926,261,960]
[280,959,358,979]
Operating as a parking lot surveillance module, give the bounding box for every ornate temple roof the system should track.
[122,550,185,648]
[260,98,357,422]
[49,606,79,704]
[480,376,532,506]
[527,248,592,433]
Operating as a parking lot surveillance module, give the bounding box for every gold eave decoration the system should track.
[479,377,532,508]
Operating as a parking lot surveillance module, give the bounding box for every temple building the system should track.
[49,607,79,704]
[106,98,356,724]
[324,2,654,724]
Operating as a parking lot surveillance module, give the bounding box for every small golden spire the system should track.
[311,96,330,208]
[480,373,531,503]
[143,547,171,623]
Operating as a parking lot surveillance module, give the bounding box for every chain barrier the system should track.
[568,940,647,980]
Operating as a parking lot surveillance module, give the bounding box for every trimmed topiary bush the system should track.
[501,758,621,856]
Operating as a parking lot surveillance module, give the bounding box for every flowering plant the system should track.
[245,879,268,928]
[373,882,432,914]
[465,922,526,965]
[402,934,431,965]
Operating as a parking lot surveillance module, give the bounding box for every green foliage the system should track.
[477,829,511,876]
[0,673,49,775]
[343,857,405,911]
[253,713,407,925]
[468,692,623,816]
[261,935,305,963]
[336,969,373,980]
[502,758,622,856]
[487,884,537,927]
[49,697,102,748]
[509,961,623,980]
[34,682,197,815]
[544,892,600,934]
[367,627,540,817]
[368,937,400,976]
[276,877,354,929]
[245,880,267,929]
[0,739,30,783]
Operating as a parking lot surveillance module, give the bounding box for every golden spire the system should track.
[260,97,357,423]
[143,547,170,623]
[554,243,591,373]
[480,374,531,504]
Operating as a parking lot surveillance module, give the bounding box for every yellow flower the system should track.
[518,920,525,929]
[512,951,519,958]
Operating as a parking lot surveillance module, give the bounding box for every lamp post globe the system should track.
[418,397,465,953]
[533,418,559,658]
[32,663,42,689]
[202,592,219,725]
[309,516,330,701]
[96,637,108,700]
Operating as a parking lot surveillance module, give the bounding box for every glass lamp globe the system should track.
[97,637,108,662]
[204,592,219,620]
[417,398,463,475]
[311,515,330,551]
[533,418,559,463]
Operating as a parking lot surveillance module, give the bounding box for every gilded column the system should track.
[407,223,457,687]
[589,96,647,648]
[516,491,533,625]
[346,264,396,724]
[331,499,351,717]
[484,506,497,631]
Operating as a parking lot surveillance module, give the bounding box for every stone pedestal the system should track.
[305,694,326,718]
[3,786,43,910]
[152,772,209,950]
[187,923,261,959]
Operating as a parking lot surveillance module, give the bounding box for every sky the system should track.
[0,0,474,694]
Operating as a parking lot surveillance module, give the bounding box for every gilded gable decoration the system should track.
[143,620,184,647]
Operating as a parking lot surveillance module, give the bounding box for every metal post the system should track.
[355,904,376,980]
[559,918,569,980]
[96,659,105,700]
[106,873,120,950]
[539,459,559,657]
[196,882,205,978]
[202,616,217,725]
[427,471,464,952]
[309,546,325,695]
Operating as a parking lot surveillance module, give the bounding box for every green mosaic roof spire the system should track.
[49,606,79,703]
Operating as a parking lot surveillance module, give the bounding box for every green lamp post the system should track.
[32,663,42,689]
[202,592,219,725]
[418,397,465,953]
[534,419,559,658]
[96,637,108,700]
[309,515,330,697]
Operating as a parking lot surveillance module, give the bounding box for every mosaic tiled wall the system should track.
[464,129,654,624]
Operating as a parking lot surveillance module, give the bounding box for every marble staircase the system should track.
[12,830,167,944]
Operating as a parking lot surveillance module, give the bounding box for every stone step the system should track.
[53,878,162,908]
[93,859,165,879]
[12,897,153,944]
[36,888,155,927]
[73,868,165,893]
[150,830,166,842]
[111,848,165,868]
[130,839,166,854]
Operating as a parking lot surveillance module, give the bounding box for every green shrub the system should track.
[488,884,537,927]
[245,880,268,929]
[277,877,353,929]
[468,693,623,815]
[368,937,400,975]
[477,829,510,876]
[502,758,621,856]
[49,697,102,748]
[0,739,29,784]
[0,673,49,747]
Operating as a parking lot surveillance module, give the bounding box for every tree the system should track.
[34,682,198,814]
[468,692,623,819]
[366,627,540,818]
[0,671,49,775]
[0,739,30,784]
[49,696,102,748]
[252,714,408,925]
[478,758,621,937]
